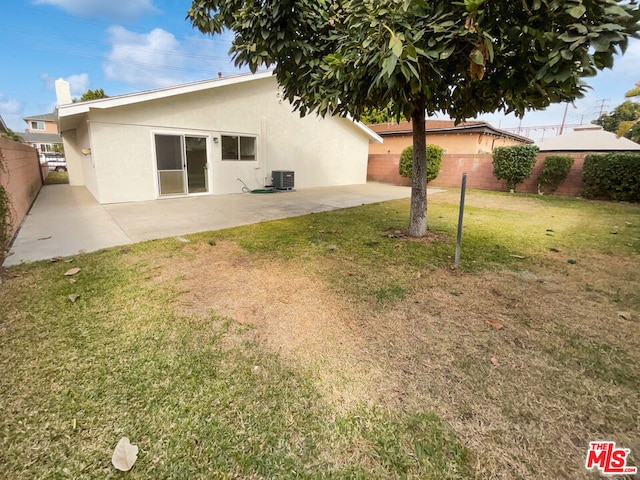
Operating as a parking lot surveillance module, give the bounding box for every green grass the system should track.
[1,189,639,479]
[44,171,69,184]
[0,245,471,479]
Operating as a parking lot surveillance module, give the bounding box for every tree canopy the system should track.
[188,0,640,235]
[0,128,23,142]
[593,99,640,143]
[75,89,109,102]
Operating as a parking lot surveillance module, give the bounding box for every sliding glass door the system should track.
[155,134,208,196]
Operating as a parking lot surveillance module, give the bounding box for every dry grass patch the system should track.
[133,232,639,479]
[137,240,403,411]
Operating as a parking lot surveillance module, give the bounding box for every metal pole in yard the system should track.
[454,173,467,269]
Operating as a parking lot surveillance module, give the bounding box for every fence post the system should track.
[454,173,467,269]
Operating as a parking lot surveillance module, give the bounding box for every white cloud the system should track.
[34,0,159,23]
[103,26,238,89]
[0,94,25,132]
[41,72,91,98]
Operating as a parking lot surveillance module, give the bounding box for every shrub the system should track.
[399,144,443,182]
[537,155,574,194]
[492,145,539,192]
[0,148,12,259]
[582,153,640,202]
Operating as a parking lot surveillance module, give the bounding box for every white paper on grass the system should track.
[111,437,139,471]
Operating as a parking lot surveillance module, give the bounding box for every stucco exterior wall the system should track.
[27,119,58,135]
[70,76,370,204]
[369,132,524,155]
[0,138,43,242]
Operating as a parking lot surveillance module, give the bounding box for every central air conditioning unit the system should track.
[272,170,295,190]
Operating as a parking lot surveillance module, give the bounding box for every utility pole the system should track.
[597,99,610,117]
[559,103,569,135]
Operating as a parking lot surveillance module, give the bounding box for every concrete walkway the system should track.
[3,183,431,266]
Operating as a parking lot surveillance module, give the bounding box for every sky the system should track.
[0,1,639,141]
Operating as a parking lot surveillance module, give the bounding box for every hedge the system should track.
[537,155,574,194]
[492,144,539,192]
[582,153,640,202]
[398,144,443,182]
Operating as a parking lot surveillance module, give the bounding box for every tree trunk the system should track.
[408,98,427,237]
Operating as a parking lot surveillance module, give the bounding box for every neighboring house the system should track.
[536,124,640,152]
[57,71,382,204]
[20,112,64,156]
[369,119,533,155]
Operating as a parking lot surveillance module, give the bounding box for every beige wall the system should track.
[27,119,59,135]
[64,76,371,204]
[370,132,524,155]
[0,138,43,243]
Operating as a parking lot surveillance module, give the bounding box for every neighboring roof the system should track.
[57,70,382,143]
[537,124,640,152]
[369,120,533,144]
[0,114,8,134]
[24,112,58,122]
[19,131,63,143]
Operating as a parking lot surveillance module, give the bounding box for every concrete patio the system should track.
[3,182,430,266]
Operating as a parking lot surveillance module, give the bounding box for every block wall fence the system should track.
[368,152,588,195]
[0,138,45,243]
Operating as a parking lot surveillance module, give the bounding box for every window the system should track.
[30,121,45,130]
[40,144,52,152]
[221,135,256,161]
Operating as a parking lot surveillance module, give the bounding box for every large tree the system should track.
[74,89,109,103]
[188,0,640,237]
[593,99,640,142]
[613,82,640,142]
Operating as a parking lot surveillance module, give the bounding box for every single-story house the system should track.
[536,124,640,152]
[368,120,533,156]
[57,71,382,204]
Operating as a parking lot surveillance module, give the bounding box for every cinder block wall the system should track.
[0,138,43,242]
[368,152,588,195]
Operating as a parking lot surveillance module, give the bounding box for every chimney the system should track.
[55,78,72,105]
[218,72,222,78]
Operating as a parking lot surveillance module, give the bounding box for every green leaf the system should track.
[470,48,484,65]
[567,5,586,19]
[389,35,403,58]
[384,54,398,77]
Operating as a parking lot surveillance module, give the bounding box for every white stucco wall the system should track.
[70,75,372,204]
[62,120,100,199]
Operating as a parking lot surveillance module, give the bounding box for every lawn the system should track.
[0,189,638,479]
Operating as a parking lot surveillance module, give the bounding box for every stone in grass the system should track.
[567,258,577,264]
[68,294,80,302]
[550,247,560,252]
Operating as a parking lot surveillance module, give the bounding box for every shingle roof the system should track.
[19,131,62,143]
[23,112,58,122]
[368,120,533,144]
[537,124,640,152]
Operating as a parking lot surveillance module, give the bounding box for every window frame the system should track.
[30,121,45,131]
[220,134,257,162]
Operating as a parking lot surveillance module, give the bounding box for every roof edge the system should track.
[58,70,275,118]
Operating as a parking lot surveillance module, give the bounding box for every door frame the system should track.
[151,130,212,199]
